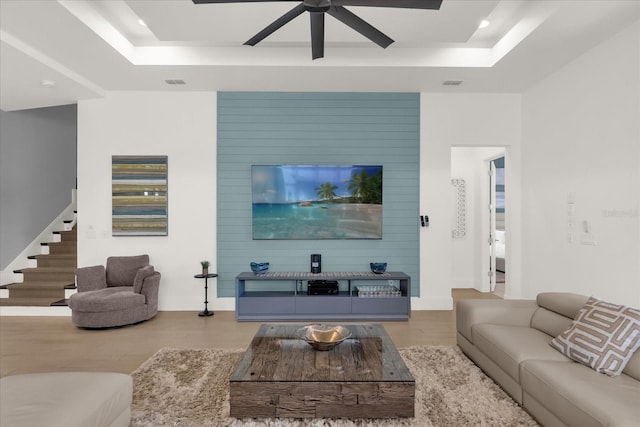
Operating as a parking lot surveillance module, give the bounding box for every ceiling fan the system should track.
[192,0,443,60]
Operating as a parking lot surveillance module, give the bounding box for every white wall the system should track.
[77,92,227,311]
[76,25,640,313]
[521,22,640,306]
[418,94,522,309]
[76,91,522,312]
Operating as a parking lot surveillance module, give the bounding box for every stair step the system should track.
[29,254,77,268]
[6,281,74,289]
[54,229,77,241]
[10,289,65,299]
[29,253,77,259]
[15,267,75,282]
[42,241,76,254]
[5,281,72,298]
[0,297,64,307]
[0,282,73,290]
[42,241,77,246]
[15,266,76,273]
[29,253,76,258]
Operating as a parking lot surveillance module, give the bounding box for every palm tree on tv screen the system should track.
[347,170,382,204]
[316,182,338,202]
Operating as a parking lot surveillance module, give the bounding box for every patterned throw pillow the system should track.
[550,296,640,376]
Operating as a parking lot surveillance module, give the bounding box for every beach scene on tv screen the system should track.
[252,165,383,240]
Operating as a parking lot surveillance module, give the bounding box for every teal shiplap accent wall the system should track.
[217,92,420,297]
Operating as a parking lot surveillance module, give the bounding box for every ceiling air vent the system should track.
[164,79,186,85]
[443,80,463,86]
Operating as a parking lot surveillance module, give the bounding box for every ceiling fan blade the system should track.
[328,6,393,48]
[243,3,306,46]
[333,0,442,9]
[310,12,325,60]
[193,0,299,4]
[193,0,442,8]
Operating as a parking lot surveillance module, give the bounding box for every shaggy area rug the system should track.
[131,346,539,426]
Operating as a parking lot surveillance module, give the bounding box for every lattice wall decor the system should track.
[452,178,466,238]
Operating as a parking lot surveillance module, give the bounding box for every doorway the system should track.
[488,155,506,297]
[450,147,506,297]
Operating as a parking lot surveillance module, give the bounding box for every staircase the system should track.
[0,224,77,307]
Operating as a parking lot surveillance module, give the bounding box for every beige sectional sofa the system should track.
[0,372,132,427]
[456,293,640,427]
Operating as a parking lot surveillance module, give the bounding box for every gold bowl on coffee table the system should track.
[297,324,352,351]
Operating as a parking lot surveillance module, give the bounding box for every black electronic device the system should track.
[307,280,338,295]
[310,254,321,273]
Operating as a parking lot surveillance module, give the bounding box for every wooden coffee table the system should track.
[229,323,415,418]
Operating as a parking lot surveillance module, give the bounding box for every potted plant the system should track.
[200,260,210,276]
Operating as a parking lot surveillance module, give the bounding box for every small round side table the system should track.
[194,273,217,317]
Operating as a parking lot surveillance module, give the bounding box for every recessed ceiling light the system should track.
[138,18,147,27]
[478,19,491,29]
[41,79,56,88]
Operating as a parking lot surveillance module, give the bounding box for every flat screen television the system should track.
[252,165,383,240]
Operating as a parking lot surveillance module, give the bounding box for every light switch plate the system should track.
[581,233,597,246]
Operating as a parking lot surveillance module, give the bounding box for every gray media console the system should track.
[235,271,411,321]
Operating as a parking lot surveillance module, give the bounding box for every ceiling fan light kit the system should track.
[192,0,443,60]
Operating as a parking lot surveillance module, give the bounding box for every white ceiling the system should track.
[1,0,638,111]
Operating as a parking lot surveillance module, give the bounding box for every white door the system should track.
[488,160,497,292]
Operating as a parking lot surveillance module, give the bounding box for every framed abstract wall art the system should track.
[112,155,168,236]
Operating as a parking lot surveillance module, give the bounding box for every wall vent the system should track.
[164,79,186,85]
[443,80,463,86]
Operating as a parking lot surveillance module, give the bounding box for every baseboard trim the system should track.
[0,306,72,316]
[411,295,453,310]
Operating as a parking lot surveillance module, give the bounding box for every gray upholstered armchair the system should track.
[68,254,161,328]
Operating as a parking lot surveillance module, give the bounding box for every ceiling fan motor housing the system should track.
[303,0,331,12]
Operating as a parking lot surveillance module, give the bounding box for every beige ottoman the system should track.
[0,372,132,427]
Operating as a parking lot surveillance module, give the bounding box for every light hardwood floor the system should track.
[0,289,498,377]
